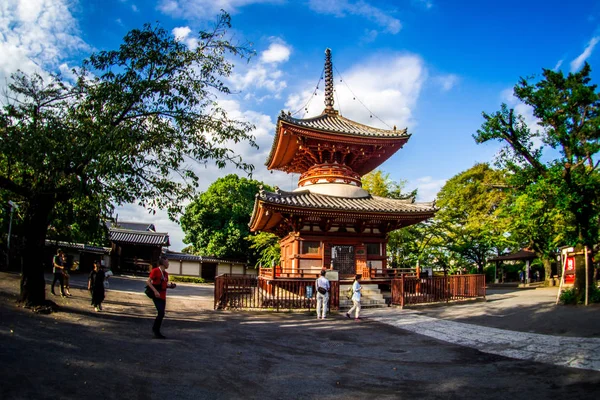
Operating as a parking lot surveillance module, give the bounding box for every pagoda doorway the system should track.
[331,245,355,276]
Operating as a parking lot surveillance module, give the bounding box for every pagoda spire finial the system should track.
[324,48,335,114]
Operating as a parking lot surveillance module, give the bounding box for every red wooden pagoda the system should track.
[249,49,436,281]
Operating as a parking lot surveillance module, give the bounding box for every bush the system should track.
[589,285,600,303]
[559,288,578,305]
[559,285,600,305]
[170,275,206,284]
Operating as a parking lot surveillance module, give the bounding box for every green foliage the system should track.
[475,63,600,294]
[170,275,206,284]
[180,174,273,261]
[246,232,280,268]
[560,285,600,305]
[362,170,416,200]
[559,288,578,305]
[433,163,513,273]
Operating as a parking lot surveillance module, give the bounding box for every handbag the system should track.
[317,286,327,295]
[144,284,161,299]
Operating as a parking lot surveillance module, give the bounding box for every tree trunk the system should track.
[573,244,594,303]
[542,258,552,284]
[19,195,56,306]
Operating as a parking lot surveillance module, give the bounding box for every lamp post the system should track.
[6,201,18,268]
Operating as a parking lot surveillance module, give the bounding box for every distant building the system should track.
[164,251,254,279]
[107,221,169,274]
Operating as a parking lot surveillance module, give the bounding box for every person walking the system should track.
[88,260,105,312]
[346,274,362,321]
[51,249,69,297]
[315,269,330,319]
[147,256,176,339]
[61,252,72,296]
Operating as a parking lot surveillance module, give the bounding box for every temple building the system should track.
[249,49,437,281]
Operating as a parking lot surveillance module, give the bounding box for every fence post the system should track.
[400,274,405,309]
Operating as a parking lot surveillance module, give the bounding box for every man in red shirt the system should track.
[146,256,176,339]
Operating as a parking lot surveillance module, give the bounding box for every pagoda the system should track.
[249,49,436,280]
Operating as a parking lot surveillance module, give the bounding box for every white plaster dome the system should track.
[293,183,370,198]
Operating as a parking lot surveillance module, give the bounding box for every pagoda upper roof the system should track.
[266,110,410,175]
[279,110,408,138]
[249,187,436,233]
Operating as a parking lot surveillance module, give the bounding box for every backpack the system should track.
[346,286,353,300]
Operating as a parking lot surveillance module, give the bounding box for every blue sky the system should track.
[2,0,600,251]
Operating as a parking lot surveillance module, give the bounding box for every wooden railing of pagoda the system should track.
[391,274,486,308]
[258,267,321,279]
[215,274,339,311]
[362,267,417,279]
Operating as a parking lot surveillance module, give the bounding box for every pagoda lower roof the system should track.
[249,188,437,232]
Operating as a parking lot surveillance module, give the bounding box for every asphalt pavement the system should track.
[47,273,600,372]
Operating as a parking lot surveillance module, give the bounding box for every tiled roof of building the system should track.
[109,228,170,246]
[45,240,111,255]
[488,249,537,262]
[279,111,408,138]
[256,188,436,214]
[107,221,156,232]
[164,251,245,264]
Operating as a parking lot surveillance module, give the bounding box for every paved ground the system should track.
[1,271,599,399]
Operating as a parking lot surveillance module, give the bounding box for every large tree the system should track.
[475,64,600,300]
[434,163,512,273]
[0,13,257,306]
[180,174,272,261]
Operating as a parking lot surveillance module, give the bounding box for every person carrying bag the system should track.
[315,270,330,320]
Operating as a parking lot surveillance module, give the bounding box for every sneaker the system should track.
[94,306,100,312]
[98,304,103,311]
[153,332,166,339]
[345,313,351,319]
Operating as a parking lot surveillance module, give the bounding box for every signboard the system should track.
[565,256,575,284]
[306,285,313,299]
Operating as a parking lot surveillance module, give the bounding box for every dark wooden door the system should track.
[331,245,355,275]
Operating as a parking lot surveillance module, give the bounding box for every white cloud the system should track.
[131,4,138,12]
[408,176,446,202]
[360,29,379,44]
[172,26,191,39]
[433,74,458,91]
[260,42,291,64]
[308,0,401,34]
[157,0,282,20]
[553,59,563,71]
[229,39,290,96]
[171,26,198,49]
[0,0,88,85]
[285,53,426,130]
[570,36,600,72]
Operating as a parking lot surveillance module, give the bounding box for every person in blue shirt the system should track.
[346,274,362,321]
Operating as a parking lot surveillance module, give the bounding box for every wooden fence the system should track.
[214,274,339,311]
[391,274,486,307]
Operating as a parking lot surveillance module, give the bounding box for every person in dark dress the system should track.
[88,260,105,312]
